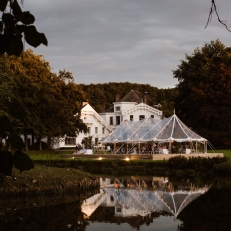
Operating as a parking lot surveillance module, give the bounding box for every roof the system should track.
[104,114,207,143]
[119,90,144,103]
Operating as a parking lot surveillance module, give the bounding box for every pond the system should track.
[0,176,231,231]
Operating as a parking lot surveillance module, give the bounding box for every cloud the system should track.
[24,0,231,88]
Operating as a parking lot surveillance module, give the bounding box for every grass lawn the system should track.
[208,149,231,158]
[25,150,74,160]
[24,149,231,160]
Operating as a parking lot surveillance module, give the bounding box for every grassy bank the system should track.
[0,166,99,197]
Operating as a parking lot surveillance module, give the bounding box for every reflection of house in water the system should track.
[81,178,208,219]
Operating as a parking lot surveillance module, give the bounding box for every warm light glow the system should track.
[99,157,102,160]
[125,157,130,161]
[72,157,75,159]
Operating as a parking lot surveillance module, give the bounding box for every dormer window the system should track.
[115,106,120,111]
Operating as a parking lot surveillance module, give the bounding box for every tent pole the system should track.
[114,142,116,155]
[196,141,198,153]
[204,141,207,153]
[169,141,171,154]
[127,142,128,154]
[190,141,192,154]
[138,141,140,154]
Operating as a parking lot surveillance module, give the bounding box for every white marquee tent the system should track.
[104,114,207,153]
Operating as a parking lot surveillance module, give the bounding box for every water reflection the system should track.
[0,177,213,231]
[81,177,208,230]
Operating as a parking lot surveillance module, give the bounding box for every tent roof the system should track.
[104,114,207,143]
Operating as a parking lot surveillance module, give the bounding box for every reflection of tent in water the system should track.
[104,113,208,153]
[104,187,206,218]
[81,178,207,218]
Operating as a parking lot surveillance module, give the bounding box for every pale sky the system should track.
[23,0,231,88]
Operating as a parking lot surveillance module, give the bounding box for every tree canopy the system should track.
[173,40,231,145]
[0,49,87,150]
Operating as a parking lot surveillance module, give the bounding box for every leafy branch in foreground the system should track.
[0,0,47,56]
[0,115,34,186]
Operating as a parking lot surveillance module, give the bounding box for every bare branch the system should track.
[205,0,231,32]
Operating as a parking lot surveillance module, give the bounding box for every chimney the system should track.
[143,92,149,105]
[115,94,120,102]
[101,103,106,113]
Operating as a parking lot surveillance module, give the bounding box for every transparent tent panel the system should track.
[104,114,206,143]
[104,120,134,142]
[156,118,174,140]
[142,117,171,141]
[116,119,147,142]
[129,118,160,141]
[176,117,203,139]
[171,118,189,139]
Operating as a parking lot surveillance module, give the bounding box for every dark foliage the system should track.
[78,82,178,117]
[14,150,34,173]
[173,40,231,145]
[167,156,230,176]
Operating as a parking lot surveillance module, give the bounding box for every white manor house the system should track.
[54,90,163,149]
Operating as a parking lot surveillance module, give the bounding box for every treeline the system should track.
[78,82,178,117]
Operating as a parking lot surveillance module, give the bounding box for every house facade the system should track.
[52,90,163,149]
[53,103,112,149]
[99,90,162,130]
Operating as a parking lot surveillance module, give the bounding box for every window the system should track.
[95,127,98,134]
[151,115,154,118]
[102,127,105,134]
[65,137,76,145]
[139,115,145,120]
[116,207,122,213]
[115,106,120,111]
[110,116,113,125]
[87,127,91,134]
[116,116,120,125]
[95,138,98,145]
[130,115,133,121]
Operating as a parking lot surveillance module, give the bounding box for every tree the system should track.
[0,0,47,56]
[173,40,231,145]
[0,50,87,150]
